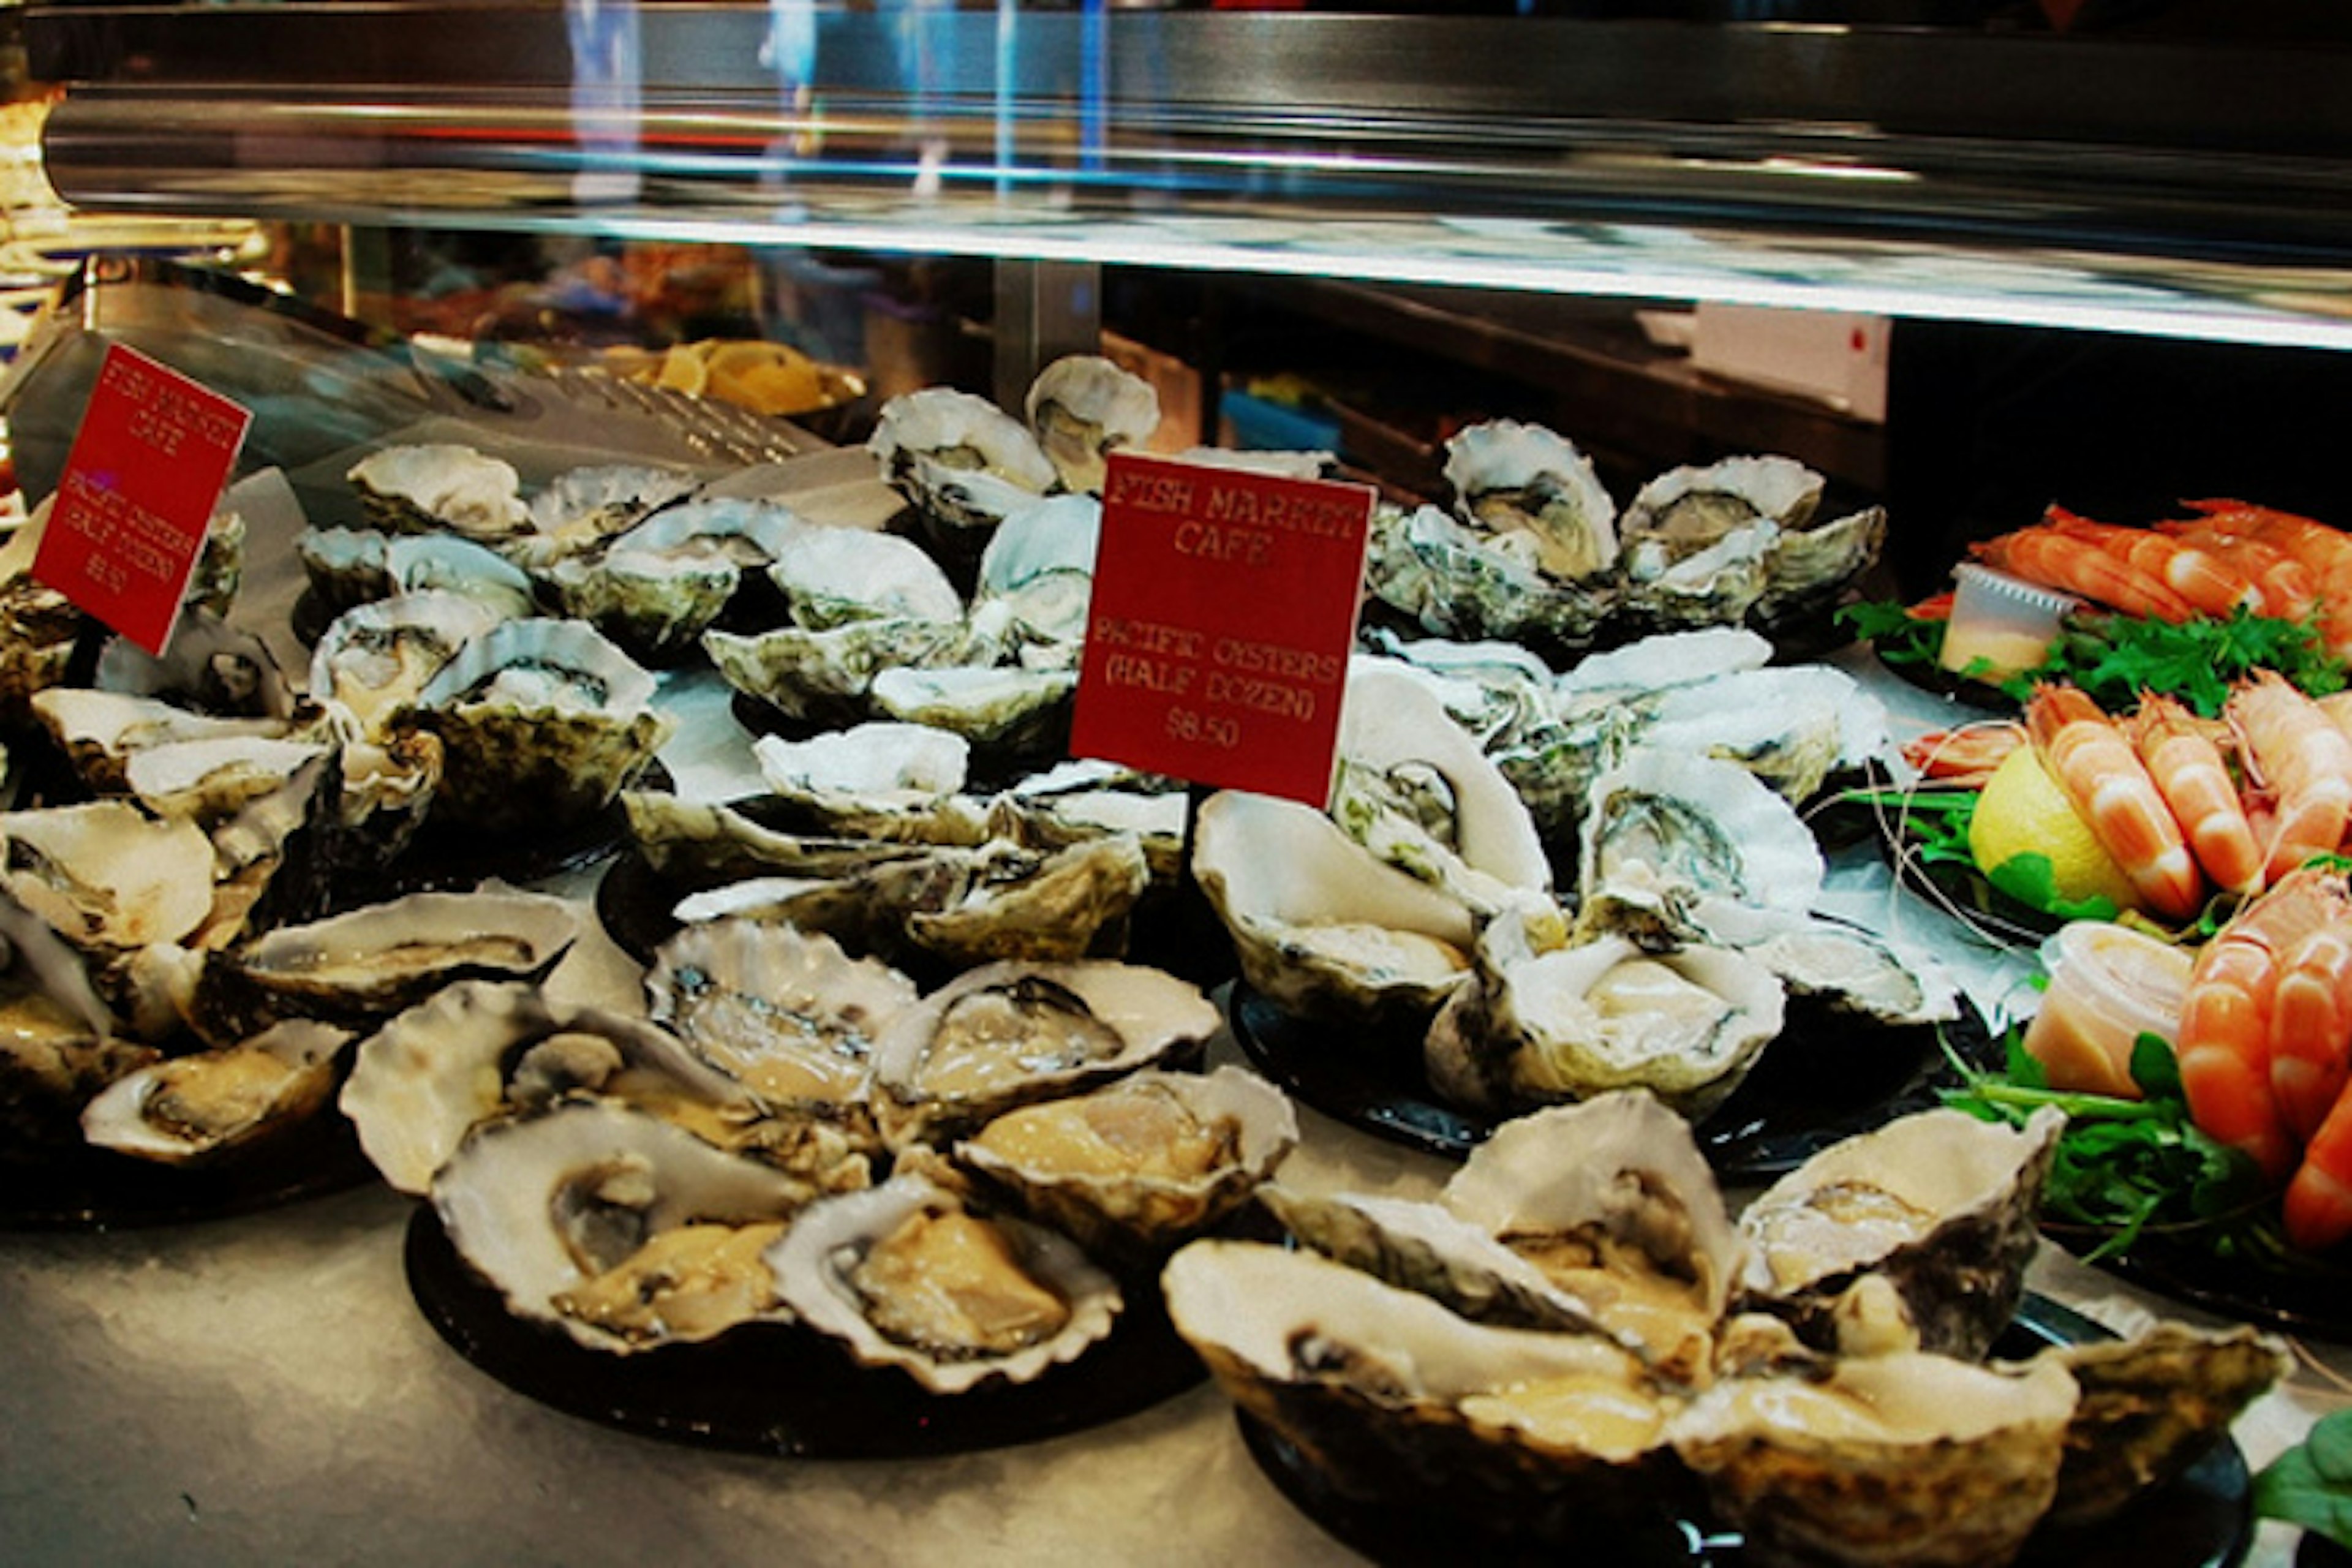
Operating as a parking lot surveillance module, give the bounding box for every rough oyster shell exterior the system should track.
[1734,1106,2065,1362]
[347,443,529,541]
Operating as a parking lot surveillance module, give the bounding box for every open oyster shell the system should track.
[1575,745,1825,948]
[347,443,529,541]
[0,887,151,1146]
[1192,790,1476,1030]
[1163,1239,1679,1523]
[2015,1321,2290,1528]
[644,918,920,1120]
[869,959,1218,1148]
[29,689,309,794]
[390,616,673,830]
[1025,354,1159,496]
[188,887,579,1048]
[868,386,1060,539]
[956,1066,1297,1262]
[308,589,506,740]
[1669,1350,2079,1568]
[339,977,770,1196]
[1441,1090,1743,1384]
[1427,905,1787,1119]
[1442,418,1619,584]
[704,616,975,728]
[0,801,220,956]
[80,1018,352,1165]
[765,1170,1122,1394]
[432,1098,821,1354]
[1735,1106,2065,1362]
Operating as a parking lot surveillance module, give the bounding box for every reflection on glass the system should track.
[567,0,643,203]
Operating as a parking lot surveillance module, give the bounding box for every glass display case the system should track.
[9,7,2352,1566]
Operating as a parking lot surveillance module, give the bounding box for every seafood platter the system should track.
[0,339,2326,1559]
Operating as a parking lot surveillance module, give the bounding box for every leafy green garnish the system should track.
[1942,1029,2267,1264]
[1981,851,2124,924]
[1843,597,2345,716]
[2256,1408,2352,1548]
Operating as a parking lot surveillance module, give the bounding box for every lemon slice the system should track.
[654,342,709,395]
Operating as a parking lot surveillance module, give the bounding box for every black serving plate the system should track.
[0,1102,376,1231]
[402,1204,1206,1458]
[1238,1291,2255,1568]
[593,842,1238,993]
[1227,983,1997,1179]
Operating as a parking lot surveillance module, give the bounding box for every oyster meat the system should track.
[765,1170,1121,1393]
[868,386,1060,538]
[1024,355,1159,495]
[80,1019,352,1164]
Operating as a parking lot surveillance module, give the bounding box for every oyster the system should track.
[973,494,1100,649]
[755,721,970,802]
[80,1018,351,1164]
[0,801,218,954]
[1440,1091,1743,1382]
[124,735,335,824]
[188,887,578,1047]
[1366,502,1615,650]
[1575,746,1825,946]
[704,616,974,728]
[2023,1322,2290,1526]
[868,386,1060,537]
[1758,503,1888,624]
[645,919,921,1116]
[509,462,700,569]
[0,887,152,1145]
[1192,790,1476,1030]
[902,835,1151,970]
[1442,418,1620,583]
[432,1098,820,1353]
[957,1066,1297,1260]
[1635,664,1892,804]
[28,688,306,795]
[1554,625,1774,699]
[869,959,1218,1147]
[1734,1106,2066,1360]
[1425,910,1788,1119]
[765,1170,1121,1393]
[540,545,739,662]
[390,617,672,829]
[769,525,963,631]
[867,665,1077,764]
[97,608,298,720]
[1024,354,1159,495]
[307,589,505,739]
[1163,1240,1678,1519]
[1669,1350,2079,1568]
[1618,456,1819,630]
[339,978,781,1195]
[347,443,528,541]
[300,527,535,621]
[1332,658,1553,914]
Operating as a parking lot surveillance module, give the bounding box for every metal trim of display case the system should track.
[24,7,2352,346]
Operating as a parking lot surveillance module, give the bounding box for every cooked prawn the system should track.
[2152,517,2321,622]
[2177,867,2345,1183]
[2228,669,2352,883]
[2285,1085,2352,1253]
[2271,921,2352,1144]
[1901,720,2023,790]
[2025,684,2204,921]
[2181,500,2352,657]
[1974,526,2195,624]
[2126,693,2264,897]
[2045,505,2262,619]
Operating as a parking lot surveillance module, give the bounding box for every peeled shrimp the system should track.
[2182,499,2352,657]
[2126,693,2264,897]
[2228,669,2352,884]
[2044,505,2261,619]
[1975,526,2195,624]
[2177,867,2346,1183]
[2025,684,2204,921]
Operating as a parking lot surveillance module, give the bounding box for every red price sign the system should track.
[1071,451,1373,806]
[33,344,253,655]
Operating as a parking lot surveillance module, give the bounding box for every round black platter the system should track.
[1228,982,1997,1179]
[1238,1291,2255,1568]
[0,1102,375,1231]
[403,1203,1207,1458]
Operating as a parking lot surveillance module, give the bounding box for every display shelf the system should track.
[21,6,2352,350]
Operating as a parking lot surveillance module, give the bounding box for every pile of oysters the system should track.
[1193,633,1953,1121]
[1368,420,1886,655]
[340,914,1298,1384]
[1166,1090,2288,1566]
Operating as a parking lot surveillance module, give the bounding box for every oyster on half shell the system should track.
[766,1170,1122,1393]
[80,1018,352,1164]
[432,1098,821,1353]
[869,960,1218,1148]
[1734,1106,2065,1361]
[1025,354,1159,495]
